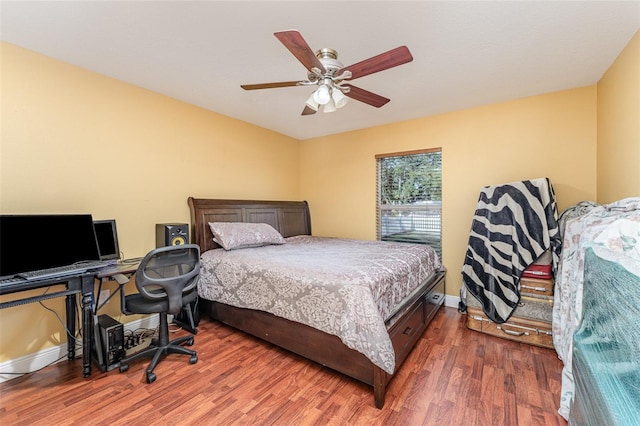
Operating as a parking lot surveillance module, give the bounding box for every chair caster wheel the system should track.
[190,354,198,364]
[146,372,156,384]
[186,337,194,346]
[119,364,129,373]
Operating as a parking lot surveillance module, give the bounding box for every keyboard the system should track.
[0,276,25,288]
[17,261,111,280]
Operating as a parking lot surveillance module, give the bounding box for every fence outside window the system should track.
[376,149,442,257]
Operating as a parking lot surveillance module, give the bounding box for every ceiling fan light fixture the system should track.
[332,88,348,109]
[323,98,337,113]
[305,93,319,111]
[312,84,331,105]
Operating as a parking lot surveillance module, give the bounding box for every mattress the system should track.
[570,247,640,426]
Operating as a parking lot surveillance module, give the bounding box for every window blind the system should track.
[376,148,442,257]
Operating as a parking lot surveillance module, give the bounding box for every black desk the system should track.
[0,262,140,377]
[0,272,96,377]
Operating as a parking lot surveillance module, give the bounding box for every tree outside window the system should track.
[376,149,442,257]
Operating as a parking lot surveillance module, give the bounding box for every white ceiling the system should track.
[1,1,639,140]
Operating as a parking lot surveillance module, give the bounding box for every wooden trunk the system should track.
[466,303,553,349]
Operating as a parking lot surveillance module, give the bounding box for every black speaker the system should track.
[156,223,189,247]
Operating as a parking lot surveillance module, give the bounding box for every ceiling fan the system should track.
[241,30,413,115]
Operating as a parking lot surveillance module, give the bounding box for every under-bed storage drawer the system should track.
[424,276,445,322]
[466,306,553,349]
[389,275,445,368]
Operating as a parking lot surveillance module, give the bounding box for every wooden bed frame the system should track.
[188,197,446,408]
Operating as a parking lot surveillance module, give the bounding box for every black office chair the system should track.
[118,244,200,383]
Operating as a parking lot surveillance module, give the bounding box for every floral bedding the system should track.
[198,235,442,374]
[553,197,640,419]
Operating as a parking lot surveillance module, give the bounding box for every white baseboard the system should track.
[0,315,158,383]
[445,294,461,309]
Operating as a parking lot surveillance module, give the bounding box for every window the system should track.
[376,148,442,257]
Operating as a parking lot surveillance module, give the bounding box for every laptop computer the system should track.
[93,219,120,263]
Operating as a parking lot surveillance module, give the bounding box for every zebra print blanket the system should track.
[460,178,561,323]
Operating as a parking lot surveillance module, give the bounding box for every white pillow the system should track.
[208,222,285,250]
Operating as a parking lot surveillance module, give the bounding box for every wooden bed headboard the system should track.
[187,197,312,253]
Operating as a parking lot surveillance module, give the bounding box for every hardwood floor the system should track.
[0,307,566,425]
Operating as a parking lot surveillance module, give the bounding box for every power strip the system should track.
[125,341,150,356]
[124,330,155,356]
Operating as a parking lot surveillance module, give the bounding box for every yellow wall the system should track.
[0,42,300,361]
[1,29,638,364]
[597,30,640,203]
[300,87,598,301]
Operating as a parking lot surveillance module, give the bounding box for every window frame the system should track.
[375,148,442,257]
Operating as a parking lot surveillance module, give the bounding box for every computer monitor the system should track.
[0,214,101,278]
[93,219,120,261]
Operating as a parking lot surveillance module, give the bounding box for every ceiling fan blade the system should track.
[301,105,317,116]
[340,46,413,80]
[343,84,390,108]
[241,81,301,90]
[274,30,326,74]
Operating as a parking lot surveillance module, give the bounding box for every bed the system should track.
[188,197,446,408]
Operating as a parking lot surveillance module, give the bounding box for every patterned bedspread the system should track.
[198,235,442,374]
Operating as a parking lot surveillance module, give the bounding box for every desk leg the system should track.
[81,275,94,377]
[65,294,76,360]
